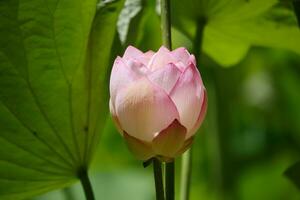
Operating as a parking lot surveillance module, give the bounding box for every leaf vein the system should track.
[0,100,73,172]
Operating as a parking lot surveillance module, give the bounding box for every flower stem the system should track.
[153,158,165,200]
[160,0,172,49]
[179,18,206,200]
[165,162,175,200]
[160,0,175,199]
[180,149,192,200]
[79,168,95,200]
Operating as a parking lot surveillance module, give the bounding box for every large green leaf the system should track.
[84,0,125,164]
[0,0,123,199]
[172,0,300,67]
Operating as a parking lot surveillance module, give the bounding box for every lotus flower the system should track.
[109,46,207,161]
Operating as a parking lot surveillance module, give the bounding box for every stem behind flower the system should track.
[153,158,165,200]
[180,149,192,200]
[160,0,175,199]
[165,162,175,200]
[179,18,207,200]
[160,0,172,49]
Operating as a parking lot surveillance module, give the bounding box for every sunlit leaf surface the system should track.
[0,0,123,199]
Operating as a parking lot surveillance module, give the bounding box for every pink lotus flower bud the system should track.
[109,46,207,161]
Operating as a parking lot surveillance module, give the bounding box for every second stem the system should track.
[160,0,174,199]
[160,0,172,49]
[165,162,175,200]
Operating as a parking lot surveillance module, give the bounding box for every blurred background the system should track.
[33,0,300,199]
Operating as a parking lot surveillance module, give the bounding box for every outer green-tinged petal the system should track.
[152,119,187,158]
[123,132,154,160]
[175,137,195,157]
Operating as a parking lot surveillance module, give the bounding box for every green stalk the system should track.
[165,162,175,200]
[79,168,95,200]
[160,0,174,199]
[179,18,206,200]
[160,0,172,49]
[180,149,192,200]
[153,159,165,200]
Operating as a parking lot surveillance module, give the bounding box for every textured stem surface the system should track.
[165,162,175,200]
[160,0,172,49]
[180,149,192,200]
[153,159,165,200]
[79,169,95,200]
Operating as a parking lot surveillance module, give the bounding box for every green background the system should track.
[0,0,300,199]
